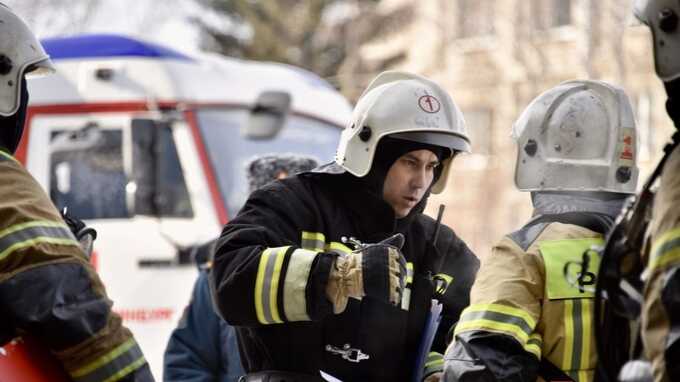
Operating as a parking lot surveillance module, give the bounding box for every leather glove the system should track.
[326,233,407,314]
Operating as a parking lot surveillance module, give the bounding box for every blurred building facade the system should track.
[339,0,675,258]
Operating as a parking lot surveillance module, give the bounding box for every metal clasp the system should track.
[325,343,370,363]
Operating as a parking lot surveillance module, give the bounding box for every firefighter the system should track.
[211,71,480,381]
[632,1,680,380]
[0,4,153,381]
[164,154,318,382]
[443,80,639,382]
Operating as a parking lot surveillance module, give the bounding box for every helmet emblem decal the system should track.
[418,94,440,113]
[620,134,634,160]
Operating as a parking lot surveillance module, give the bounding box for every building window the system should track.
[533,0,572,30]
[457,0,495,38]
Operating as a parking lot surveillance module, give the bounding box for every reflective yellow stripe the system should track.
[463,303,537,329]
[649,227,680,271]
[581,299,593,372]
[0,237,79,260]
[101,357,146,382]
[254,247,290,324]
[406,262,414,284]
[71,339,136,377]
[301,231,325,251]
[563,300,574,371]
[424,352,444,376]
[0,220,78,260]
[455,319,530,344]
[269,248,286,323]
[0,220,70,241]
[326,241,352,256]
[524,332,542,359]
[434,273,453,294]
[254,248,271,324]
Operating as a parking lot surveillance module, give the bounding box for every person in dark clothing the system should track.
[211,71,480,382]
[0,4,152,381]
[164,269,244,382]
[164,154,319,382]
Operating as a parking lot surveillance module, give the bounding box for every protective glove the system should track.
[326,233,407,314]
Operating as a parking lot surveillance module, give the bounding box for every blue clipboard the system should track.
[412,299,443,382]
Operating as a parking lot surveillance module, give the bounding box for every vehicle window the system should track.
[141,124,193,218]
[196,109,340,218]
[49,128,129,219]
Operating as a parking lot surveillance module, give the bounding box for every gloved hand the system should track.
[326,233,407,314]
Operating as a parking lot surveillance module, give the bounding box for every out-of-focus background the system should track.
[5,1,673,379]
[6,0,672,257]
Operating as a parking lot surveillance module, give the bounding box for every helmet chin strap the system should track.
[0,76,28,154]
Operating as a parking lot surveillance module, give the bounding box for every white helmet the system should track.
[0,3,54,117]
[512,80,639,194]
[335,71,471,194]
[634,0,680,82]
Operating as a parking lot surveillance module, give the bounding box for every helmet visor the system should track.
[389,130,471,154]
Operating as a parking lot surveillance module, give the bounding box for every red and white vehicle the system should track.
[18,34,351,379]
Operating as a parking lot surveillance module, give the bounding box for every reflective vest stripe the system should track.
[0,220,78,260]
[255,247,288,324]
[562,299,593,382]
[525,332,542,359]
[326,241,352,256]
[70,338,145,382]
[283,248,317,321]
[463,303,537,328]
[649,227,680,271]
[301,231,325,252]
[455,303,537,346]
[423,352,444,376]
[581,299,594,377]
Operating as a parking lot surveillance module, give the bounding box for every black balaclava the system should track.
[0,77,28,154]
[361,136,449,203]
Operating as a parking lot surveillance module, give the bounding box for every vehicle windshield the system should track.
[196,108,341,218]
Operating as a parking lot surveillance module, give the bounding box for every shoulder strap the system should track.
[508,211,614,252]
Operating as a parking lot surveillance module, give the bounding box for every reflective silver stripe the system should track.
[70,339,146,382]
[258,247,286,324]
[301,231,325,251]
[283,248,318,321]
[0,221,77,260]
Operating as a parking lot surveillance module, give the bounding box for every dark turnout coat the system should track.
[211,164,479,381]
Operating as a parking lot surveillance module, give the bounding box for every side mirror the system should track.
[243,91,291,139]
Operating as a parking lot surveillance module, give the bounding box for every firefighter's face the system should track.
[383,149,439,218]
